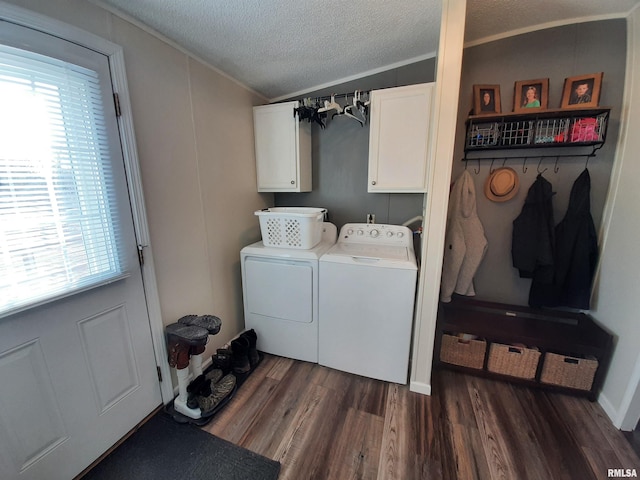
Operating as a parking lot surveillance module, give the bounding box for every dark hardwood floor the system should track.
[623,420,640,460]
[202,354,640,479]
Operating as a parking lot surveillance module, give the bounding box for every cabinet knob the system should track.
[291,180,295,185]
[371,180,376,185]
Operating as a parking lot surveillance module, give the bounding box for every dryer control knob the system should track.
[397,231,404,238]
[347,229,354,235]
[370,229,379,238]
[357,230,364,236]
[386,231,394,237]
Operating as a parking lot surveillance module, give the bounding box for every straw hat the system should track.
[484,167,519,202]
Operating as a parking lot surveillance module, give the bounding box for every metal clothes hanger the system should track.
[318,94,343,114]
[341,91,365,126]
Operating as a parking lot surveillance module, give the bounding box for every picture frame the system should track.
[472,84,501,115]
[513,78,549,113]
[560,72,604,109]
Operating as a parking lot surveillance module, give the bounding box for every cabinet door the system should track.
[368,83,433,192]
[253,101,311,192]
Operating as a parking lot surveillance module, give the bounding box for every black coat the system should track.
[512,174,555,307]
[553,169,598,309]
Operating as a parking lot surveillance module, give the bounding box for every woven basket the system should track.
[540,352,598,391]
[440,334,486,370]
[487,343,541,380]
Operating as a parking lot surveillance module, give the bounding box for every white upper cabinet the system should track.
[367,83,434,193]
[253,101,311,192]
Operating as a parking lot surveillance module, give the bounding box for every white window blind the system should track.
[0,44,125,318]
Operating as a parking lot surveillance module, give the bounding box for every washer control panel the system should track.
[338,223,414,247]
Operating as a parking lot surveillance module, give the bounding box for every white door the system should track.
[0,20,162,480]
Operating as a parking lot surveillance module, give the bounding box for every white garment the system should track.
[440,170,488,302]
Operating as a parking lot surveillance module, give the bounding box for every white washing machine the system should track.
[240,223,337,363]
[319,223,418,383]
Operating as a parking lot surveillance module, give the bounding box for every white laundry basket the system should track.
[255,207,327,249]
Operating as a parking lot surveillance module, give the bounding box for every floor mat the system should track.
[82,412,280,480]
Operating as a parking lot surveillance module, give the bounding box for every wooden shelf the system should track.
[464,107,610,155]
[434,297,614,401]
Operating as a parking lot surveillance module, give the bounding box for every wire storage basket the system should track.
[569,113,608,143]
[255,207,327,249]
[534,118,571,144]
[500,120,534,146]
[466,122,500,148]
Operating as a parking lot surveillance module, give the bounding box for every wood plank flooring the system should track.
[202,354,640,479]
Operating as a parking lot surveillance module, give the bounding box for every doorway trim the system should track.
[0,1,173,404]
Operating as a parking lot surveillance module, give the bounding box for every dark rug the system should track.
[83,412,280,480]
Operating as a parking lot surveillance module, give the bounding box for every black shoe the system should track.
[230,337,251,374]
[212,349,232,375]
[240,329,260,367]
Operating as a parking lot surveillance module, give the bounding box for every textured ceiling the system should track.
[92,0,640,101]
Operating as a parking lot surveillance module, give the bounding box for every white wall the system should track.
[4,0,271,364]
[410,0,466,395]
[591,5,640,430]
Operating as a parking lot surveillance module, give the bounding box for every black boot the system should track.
[241,329,260,368]
[212,348,232,375]
[230,337,251,374]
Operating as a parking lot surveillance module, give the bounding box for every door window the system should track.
[0,44,126,318]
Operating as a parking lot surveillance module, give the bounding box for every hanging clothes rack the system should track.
[462,143,604,164]
[294,90,371,128]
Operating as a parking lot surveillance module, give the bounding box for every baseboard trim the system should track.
[598,392,621,428]
[409,381,432,396]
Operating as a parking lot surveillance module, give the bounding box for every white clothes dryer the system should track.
[240,223,337,363]
[319,223,417,383]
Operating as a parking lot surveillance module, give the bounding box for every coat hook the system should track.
[522,157,528,173]
[490,158,496,174]
[474,158,481,175]
[537,157,547,174]
[554,156,560,173]
[502,158,507,168]
[585,154,591,170]
[464,156,468,170]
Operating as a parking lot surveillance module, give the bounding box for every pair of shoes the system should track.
[186,369,224,408]
[196,372,236,415]
[230,329,260,374]
[178,314,222,335]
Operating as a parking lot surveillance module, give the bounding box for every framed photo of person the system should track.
[513,78,549,113]
[473,84,501,115]
[560,72,604,109]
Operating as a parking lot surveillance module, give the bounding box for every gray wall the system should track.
[451,19,626,306]
[275,59,436,230]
